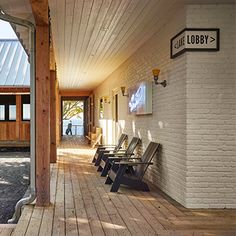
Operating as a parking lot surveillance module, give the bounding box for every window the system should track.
[9,105,16,120]
[23,104,30,120]
[99,98,104,119]
[0,105,5,120]
[0,95,16,121]
[22,95,30,120]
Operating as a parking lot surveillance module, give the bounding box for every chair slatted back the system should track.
[125,137,141,156]
[114,133,128,152]
[134,142,160,179]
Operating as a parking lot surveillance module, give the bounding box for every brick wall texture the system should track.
[185,4,236,208]
[94,3,236,208]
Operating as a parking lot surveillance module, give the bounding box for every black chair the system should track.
[92,133,128,166]
[99,137,141,177]
[105,142,160,192]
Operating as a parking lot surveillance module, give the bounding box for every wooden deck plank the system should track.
[96,175,148,235]
[38,164,58,236]
[76,161,105,236]
[70,163,93,236]
[25,207,44,236]
[114,189,156,235]
[81,162,118,236]
[122,189,166,234]
[52,159,65,236]
[38,207,54,236]
[12,206,33,236]
[0,228,14,236]
[11,137,236,236]
[88,168,131,236]
[64,159,79,236]
[129,189,173,230]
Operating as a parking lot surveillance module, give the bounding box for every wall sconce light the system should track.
[121,86,128,96]
[152,69,167,87]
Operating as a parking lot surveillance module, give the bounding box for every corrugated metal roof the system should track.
[0,39,30,87]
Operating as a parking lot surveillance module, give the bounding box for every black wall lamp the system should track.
[121,86,128,96]
[152,69,167,87]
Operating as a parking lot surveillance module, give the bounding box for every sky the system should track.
[0,19,17,39]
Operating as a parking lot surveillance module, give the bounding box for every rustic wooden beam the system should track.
[30,0,49,26]
[16,95,21,140]
[58,94,62,141]
[50,70,57,163]
[0,87,30,93]
[55,79,60,145]
[36,25,50,206]
[50,39,56,71]
[59,89,92,97]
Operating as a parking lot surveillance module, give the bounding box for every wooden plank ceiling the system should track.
[49,0,178,90]
[2,0,235,90]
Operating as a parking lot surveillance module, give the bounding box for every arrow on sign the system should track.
[210,37,215,43]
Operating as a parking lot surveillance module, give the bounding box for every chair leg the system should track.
[92,152,98,163]
[97,165,103,172]
[94,153,102,166]
[139,182,150,191]
[110,180,121,192]
[101,161,111,177]
[110,165,126,192]
[105,176,113,184]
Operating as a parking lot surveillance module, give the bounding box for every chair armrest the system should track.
[107,153,134,159]
[98,145,116,148]
[107,157,123,161]
[114,161,153,166]
[103,152,132,157]
[110,155,136,161]
[103,153,116,158]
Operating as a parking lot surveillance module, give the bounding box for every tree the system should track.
[63,101,83,120]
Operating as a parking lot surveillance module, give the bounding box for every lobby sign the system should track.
[171,28,220,58]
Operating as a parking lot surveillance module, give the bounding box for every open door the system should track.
[112,89,120,143]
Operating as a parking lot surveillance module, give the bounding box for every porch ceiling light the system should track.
[152,68,167,87]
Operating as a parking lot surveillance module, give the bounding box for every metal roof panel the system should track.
[0,39,30,87]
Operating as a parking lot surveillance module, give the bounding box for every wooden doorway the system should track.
[61,96,87,137]
[112,89,120,143]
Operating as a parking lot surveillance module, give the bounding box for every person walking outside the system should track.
[66,120,72,135]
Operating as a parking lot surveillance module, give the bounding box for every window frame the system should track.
[21,95,30,121]
[0,95,16,122]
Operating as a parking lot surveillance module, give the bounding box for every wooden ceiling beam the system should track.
[0,87,30,93]
[30,0,49,25]
[59,90,92,97]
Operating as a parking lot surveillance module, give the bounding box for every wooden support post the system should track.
[50,70,57,163]
[36,25,50,206]
[59,94,62,141]
[55,80,60,145]
[16,95,21,140]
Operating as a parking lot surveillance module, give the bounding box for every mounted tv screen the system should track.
[128,81,152,115]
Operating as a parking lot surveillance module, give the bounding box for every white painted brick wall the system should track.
[93,3,236,208]
[94,4,188,206]
[186,4,236,208]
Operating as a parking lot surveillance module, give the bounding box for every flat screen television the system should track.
[128,81,152,115]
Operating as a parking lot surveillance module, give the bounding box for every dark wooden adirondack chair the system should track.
[105,142,160,192]
[98,137,141,176]
[92,133,128,166]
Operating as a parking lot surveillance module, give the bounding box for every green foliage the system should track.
[63,101,83,120]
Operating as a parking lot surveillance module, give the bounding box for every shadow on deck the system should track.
[4,137,236,236]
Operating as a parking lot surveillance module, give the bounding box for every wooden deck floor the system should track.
[3,138,236,236]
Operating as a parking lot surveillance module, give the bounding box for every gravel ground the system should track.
[0,151,30,223]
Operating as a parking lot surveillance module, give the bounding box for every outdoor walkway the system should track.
[3,138,236,236]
